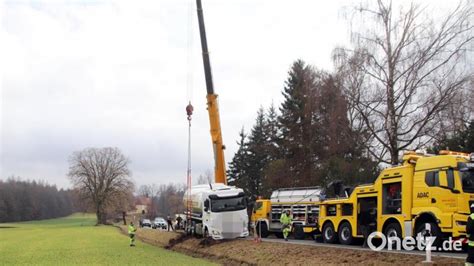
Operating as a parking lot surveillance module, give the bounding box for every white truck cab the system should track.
[185,183,249,239]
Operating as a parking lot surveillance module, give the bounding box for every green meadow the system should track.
[0,213,214,265]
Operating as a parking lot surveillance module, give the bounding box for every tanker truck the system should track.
[184,183,249,239]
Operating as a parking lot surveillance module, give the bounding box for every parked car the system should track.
[141,219,152,228]
[152,217,167,230]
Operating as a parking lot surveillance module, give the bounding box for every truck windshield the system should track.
[461,169,474,193]
[211,196,246,212]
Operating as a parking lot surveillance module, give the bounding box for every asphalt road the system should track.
[251,236,467,260]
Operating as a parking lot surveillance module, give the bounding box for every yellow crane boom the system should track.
[196,0,227,184]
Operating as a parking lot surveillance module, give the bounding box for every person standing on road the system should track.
[280,209,292,241]
[167,215,174,231]
[466,203,474,265]
[128,221,137,247]
[176,216,183,230]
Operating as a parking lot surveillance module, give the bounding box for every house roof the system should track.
[135,196,152,206]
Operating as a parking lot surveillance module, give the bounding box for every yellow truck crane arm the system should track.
[196,0,227,184]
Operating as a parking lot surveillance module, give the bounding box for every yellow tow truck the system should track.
[252,150,474,244]
[318,150,474,245]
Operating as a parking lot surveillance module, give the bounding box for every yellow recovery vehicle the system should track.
[318,150,474,245]
[252,187,321,239]
[252,150,474,244]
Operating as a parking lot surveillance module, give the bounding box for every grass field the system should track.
[0,213,215,265]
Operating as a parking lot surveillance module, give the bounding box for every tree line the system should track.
[0,178,76,223]
[227,61,380,200]
[227,0,473,201]
[137,183,185,218]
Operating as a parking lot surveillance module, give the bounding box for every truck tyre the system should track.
[294,224,305,240]
[256,222,269,238]
[415,222,442,248]
[322,222,337,244]
[338,222,353,245]
[384,222,402,244]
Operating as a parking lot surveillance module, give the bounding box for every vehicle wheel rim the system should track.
[387,228,398,239]
[325,227,333,240]
[341,227,350,241]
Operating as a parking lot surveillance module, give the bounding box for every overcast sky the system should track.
[0,0,456,189]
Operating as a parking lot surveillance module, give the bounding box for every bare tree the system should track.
[137,184,160,217]
[153,183,186,217]
[196,169,213,185]
[433,76,474,142]
[137,184,159,198]
[68,147,134,224]
[336,0,473,164]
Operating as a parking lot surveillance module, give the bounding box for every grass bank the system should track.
[0,213,215,265]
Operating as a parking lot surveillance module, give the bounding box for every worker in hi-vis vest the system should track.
[466,203,474,265]
[280,209,292,241]
[128,221,137,247]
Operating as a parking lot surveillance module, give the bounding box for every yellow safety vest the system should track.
[128,225,136,235]
[280,213,292,225]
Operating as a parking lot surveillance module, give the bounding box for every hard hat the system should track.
[471,203,474,208]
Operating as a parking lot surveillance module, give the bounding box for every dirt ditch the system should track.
[117,225,465,265]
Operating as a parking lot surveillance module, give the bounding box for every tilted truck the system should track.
[318,150,474,245]
[252,187,322,239]
[184,183,249,239]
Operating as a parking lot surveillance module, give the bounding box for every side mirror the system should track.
[204,199,210,212]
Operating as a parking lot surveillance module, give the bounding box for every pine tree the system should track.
[245,107,269,200]
[227,128,249,189]
[264,102,281,161]
[431,120,474,153]
[314,74,378,186]
[278,60,317,186]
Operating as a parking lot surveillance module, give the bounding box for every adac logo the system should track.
[417,192,429,198]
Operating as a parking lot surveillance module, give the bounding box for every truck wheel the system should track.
[293,224,305,240]
[256,222,269,238]
[338,222,353,245]
[415,222,442,248]
[384,222,402,245]
[322,222,337,244]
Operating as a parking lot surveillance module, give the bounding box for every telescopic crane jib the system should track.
[195,0,227,185]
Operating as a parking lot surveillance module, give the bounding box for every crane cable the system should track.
[186,102,193,231]
[185,0,195,233]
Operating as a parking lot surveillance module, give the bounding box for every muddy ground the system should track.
[118,225,464,265]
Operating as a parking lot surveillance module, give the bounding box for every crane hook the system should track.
[186,102,194,121]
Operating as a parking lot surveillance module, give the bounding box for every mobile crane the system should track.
[196,0,226,184]
[183,0,249,240]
